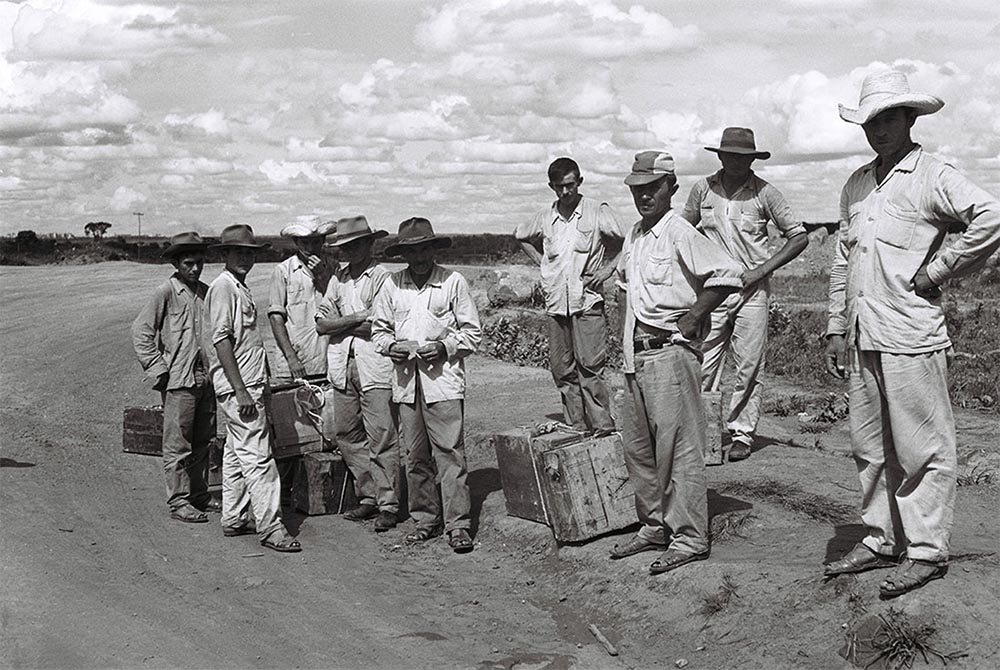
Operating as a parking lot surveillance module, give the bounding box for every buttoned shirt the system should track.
[204,269,268,397]
[317,261,393,392]
[514,196,625,316]
[827,146,1000,353]
[131,275,208,391]
[681,170,806,270]
[267,254,328,376]
[618,210,744,373]
[372,264,482,404]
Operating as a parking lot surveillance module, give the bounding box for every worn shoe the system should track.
[198,498,223,513]
[344,504,379,521]
[728,440,752,462]
[170,503,208,524]
[610,535,667,560]
[374,511,398,532]
[448,529,474,553]
[879,558,947,598]
[222,521,256,537]
[648,549,710,575]
[824,543,900,577]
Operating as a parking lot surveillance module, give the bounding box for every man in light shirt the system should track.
[514,158,624,435]
[132,232,219,523]
[204,224,301,553]
[681,127,808,462]
[372,218,482,554]
[823,70,1000,596]
[611,151,743,574]
[316,216,399,531]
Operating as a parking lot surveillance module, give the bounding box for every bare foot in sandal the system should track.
[448,529,474,553]
[879,558,946,598]
[261,528,302,553]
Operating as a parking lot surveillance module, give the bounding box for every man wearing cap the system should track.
[372,217,482,553]
[132,232,219,523]
[315,216,400,530]
[514,157,624,436]
[681,127,808,462]
[204,224,301,552]
[823,70,1000,596]
[611,151,743,573]
[268,218,336,380]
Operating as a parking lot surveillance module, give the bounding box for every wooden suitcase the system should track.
[122,406,164,455]
[292,452,358,515]
[266,381,326,459]
[494,429,636,543]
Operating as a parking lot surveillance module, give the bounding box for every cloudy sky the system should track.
[2,0,998,237]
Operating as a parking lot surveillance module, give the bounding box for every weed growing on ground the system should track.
[861,608,967,670]
[699,574,740,618]
[481,316,549,368]
[957,464,996,487]
[762,392,814,417]
[716,479,855,524]
[801,421,832,433]
[710,511,757,543]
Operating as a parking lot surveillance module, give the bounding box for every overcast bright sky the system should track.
[2,0,998,237]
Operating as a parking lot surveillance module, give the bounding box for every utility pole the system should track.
[133,211,144,236]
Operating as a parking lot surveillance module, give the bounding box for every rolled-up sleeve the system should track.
[680,181,705,225]
[826,187,851,337]
[762,183,807,238]
[315,276,341,321]
[924,165,1000,285]
[371,277,397,354]
[513,210,545,243]
[131,284,169,382]
[267,264,289,316]
[209,282,237,346]
[597,203,625,241]
[678,229,743,289]
[441,274,482,359]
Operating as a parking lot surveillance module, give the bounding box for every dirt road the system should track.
[2,262,998,669]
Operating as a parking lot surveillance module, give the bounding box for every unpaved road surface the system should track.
[2,262,998,670]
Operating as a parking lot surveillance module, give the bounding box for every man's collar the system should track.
[551,196,583,222]
[338,259,377,280]
[707,169,755,190]
[864,144,922,176]
[405,263,445,287]
[636,209,676,239]
[170,274,197,294]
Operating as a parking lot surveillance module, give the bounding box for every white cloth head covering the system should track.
[839,70,944,125]
[280,217,336,238]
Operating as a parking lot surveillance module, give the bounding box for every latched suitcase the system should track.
[292,452,357,515]
[122,406,164,455]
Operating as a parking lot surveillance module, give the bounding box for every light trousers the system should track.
[621,345,709,555]
[218,384,284,541]
[701,287,768,444]
[335,358,400,513]
[161,365,214,510]
[549,304,615,432]
[850,347,957,562]
[398,382,470,533]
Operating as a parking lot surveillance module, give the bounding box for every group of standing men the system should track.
[132,70,999,596]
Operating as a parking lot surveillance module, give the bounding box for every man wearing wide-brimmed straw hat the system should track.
[132,232,220,524]
[268,217,336,381]
[204,224,301,553]
[823,69,1000,596]
[681,127,809,463]
[315,216,401,530]
[372,217,482,553]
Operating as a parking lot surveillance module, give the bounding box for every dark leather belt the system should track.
[633,337,672,353]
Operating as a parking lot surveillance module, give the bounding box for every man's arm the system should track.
[679,181,704,226]
[513,211,545,266]
[825,188,852,379]
[675,228,743,339]
[744,233,809,287]
[677,286,737,339]
[518,240,543,266]
[586,203,625,290]
[266,266,306,378]
[745,185,809,286]
[417,273,482,363]
[214,337,256,419]
[131,284,170,391]
[316,312,371,338]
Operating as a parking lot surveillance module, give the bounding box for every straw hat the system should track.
[839,70,944,125]
[280,218,336,239]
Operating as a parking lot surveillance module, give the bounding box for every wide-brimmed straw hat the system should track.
[624,151,676,186]
[280,217,336,239]
[210,224,269,249]
[384,217,451,257]
[704,127,770,159]
[162,231,209,258]
[328,215,388,247]
[839,70,944,125]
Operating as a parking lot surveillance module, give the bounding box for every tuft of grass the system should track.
[857,608,967,670]
[957,464,996,487]
[716,479,856,525]
[710,511,757,543]
[762,392,814,417]
[698,574,740,618]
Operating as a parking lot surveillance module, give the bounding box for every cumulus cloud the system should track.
[109,185,147,211]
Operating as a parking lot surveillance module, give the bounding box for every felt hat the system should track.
[280,217,336,239]
[328,215,388,247]
[839,70,944,125]
[704,127,770,159]
[624,151,676,186]
[161,231,209,258]
[211,224,269,249]
[384,217,451,257]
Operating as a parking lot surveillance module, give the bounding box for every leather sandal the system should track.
[879,558,947,598]
[649,549,709,575]
[170,503,208,524]
[448,529,474,553]
[824,543,899,576]
[405,526,442,544]
[610,535,666,560]
[260,529,302,553]
[222,521,256,537]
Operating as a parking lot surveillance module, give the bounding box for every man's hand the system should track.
[152,373,169,393]
[388,341,416,363]
[825,334,849,379]
[743,266,768,289]
[584,268,611,291]
[235,388,258,420]
[912,267,942,299]
[416,341,446,364]
[301,253,322,271]
[676,312,700,340]
[287,356,307,380]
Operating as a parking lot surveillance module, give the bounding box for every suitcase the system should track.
[212,381,328,460]
[493,429,636,543]
[292,452,358,515]
[122,405,222,487]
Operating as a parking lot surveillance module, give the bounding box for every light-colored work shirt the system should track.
[267,254,328,376]
[514,196,625,316]
[372,264,482,404]
[681,170,806,270]
[131,275,208,391]
[317,262,393,392]
[204,269,268,397]
[618,210,744,373]
[827,145,1000,353]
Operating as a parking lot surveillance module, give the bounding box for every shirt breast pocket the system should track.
[241,301,257,327]
[643,254,673,286]
[876,201,918,250]
[167,306,190,333]
[739,212,765,235]
[573,223,593,253]
[700,207,717,230]
[845,204,864,247]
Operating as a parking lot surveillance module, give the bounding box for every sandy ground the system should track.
[1,261,998,670]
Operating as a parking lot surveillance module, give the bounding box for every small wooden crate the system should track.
[494,429,636,543]
[292,452,357,515]
[122,406,164,455]
[267,382,326,460]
